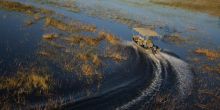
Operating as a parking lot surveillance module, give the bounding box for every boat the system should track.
[132,27,160,54]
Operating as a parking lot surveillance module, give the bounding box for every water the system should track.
[0,0,219,109]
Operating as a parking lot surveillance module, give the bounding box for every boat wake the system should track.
[61,42,193,110]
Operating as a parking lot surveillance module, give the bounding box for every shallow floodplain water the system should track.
[0,10,44,73]
[0,0,220,109]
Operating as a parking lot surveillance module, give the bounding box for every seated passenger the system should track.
[146,39,153,49]
[133,35,144,46]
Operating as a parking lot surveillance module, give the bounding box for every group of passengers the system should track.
[133,35,159,54]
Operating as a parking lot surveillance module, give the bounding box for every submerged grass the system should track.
[163,33,186,45]
[202,64,220,74]
[194,48,220,60]
[79,4,143,27]
[105,52,127,63]
[0,66,52,109]
[0,67,51,94]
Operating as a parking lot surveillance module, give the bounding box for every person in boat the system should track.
[133,35,145,47]
[143,39,159,54]
[132,27,160,54]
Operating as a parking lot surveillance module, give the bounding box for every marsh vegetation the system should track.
[150,0,220,16]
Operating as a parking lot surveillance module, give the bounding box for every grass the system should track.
[92,54,102,66]
[64,34,105,46]
[150,0,220,16]
[43,33,58,40]
[0,68,51,94]
[0,67,52,109]
[163,33,186,45]
[77,53,90,62]
[99,31,120,45]
[104,50,127,63]
[193,89,220,109]
[0,0,53,27]
[34,0,80,13]
[45,17,96,33]
[81,64,94,76]
[194,48,220,60]
[0,1,53,15]
[202,64,220,74]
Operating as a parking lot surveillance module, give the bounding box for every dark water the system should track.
[0,0,219,109]
[0,10,44,73]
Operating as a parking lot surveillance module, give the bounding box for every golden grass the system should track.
[194,48,220,60]
[99,31,120,45]
[64,36,83,44]
[36,0,80,13]
[0,68,50,94]
[81,64,93,76]
[0,1,53,15]
[105,52,127,63]
[77,53,102,66]
[83,36,105,46]
[45,17,96,32]
[92,54,102,66]
[43,33,58,40]
[0,66,54,109]
[150,0,220,16]
[64,34,105,46]
[77,53,90,62]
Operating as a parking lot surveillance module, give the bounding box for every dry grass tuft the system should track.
[64,35,105,46]
[77,53,90,62]
[106,52,127,63]
[81,64,93,76]
[194,48,220,60]
[0,68,51,95]
[36,0,80,13]
[45,17,96,32]
[64,36,83,44]
[92,54,102,66]
[99,31,120,45]
[0,67,53,109]
[43,33,58,40]
[83,36,104,46]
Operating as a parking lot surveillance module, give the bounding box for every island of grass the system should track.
[150,0,220,16]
